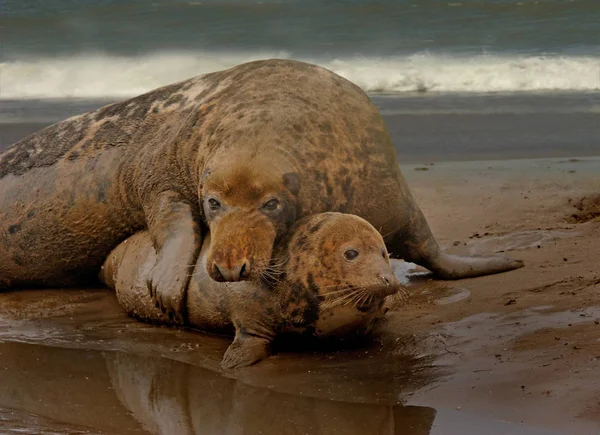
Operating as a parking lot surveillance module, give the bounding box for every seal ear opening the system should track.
[283,172,301,195]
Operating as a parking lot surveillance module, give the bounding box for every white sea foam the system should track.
[1,51,598,99]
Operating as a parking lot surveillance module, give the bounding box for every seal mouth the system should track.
[320,283,402,310]
[369,282,402,298]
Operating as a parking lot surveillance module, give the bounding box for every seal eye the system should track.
[208,198,221,211]
[344,249,359,261]
[262,198,280,211]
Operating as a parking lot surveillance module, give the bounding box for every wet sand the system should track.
[0,157,599,434]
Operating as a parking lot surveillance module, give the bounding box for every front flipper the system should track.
[221,333,272,370]
[145,190,202,323]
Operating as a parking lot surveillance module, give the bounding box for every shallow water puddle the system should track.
[0,289,597,434]
[406,306,600,434]
[0,341,441,435]
[0,340,570,435]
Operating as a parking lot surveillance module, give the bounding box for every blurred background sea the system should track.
[1,0,599,162]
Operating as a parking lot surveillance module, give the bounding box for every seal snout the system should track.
[211,259,251,282]
[374,269,401,297]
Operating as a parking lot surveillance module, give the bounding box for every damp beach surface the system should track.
[0,157,598,435]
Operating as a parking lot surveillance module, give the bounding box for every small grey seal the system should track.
[100,212,403,369]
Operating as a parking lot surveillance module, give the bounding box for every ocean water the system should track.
[0,0,599,160]
[1,0,600,98]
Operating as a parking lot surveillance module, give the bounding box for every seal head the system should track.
[201,150,300,282]
[278,212,402,337]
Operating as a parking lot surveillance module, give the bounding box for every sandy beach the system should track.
[3,0,599,433]
[0,156,598,434]
[393,157,600,433]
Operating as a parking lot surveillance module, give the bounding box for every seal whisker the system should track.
[264,266,283,275]
[331,289,362,307]
[254,257,288,271]
[343,289,364,306]
[219,173,230,192]
[260,268,282,285]
[321,299,348,309]
[265,270,284,280]
[358,290,374,308]
[319,286,356,296]
[270,260,288,270]
[265,263,285,273]
[347,285,373,307]
[260,267,278,277]
[259,260,283,270]
[349,293,363,308]
[352,290,369,307]
[207,173,228,192]
[380,229,394,239]
[337,291,363,307]
[256,253,289,264]
[262,263,285,277]
[321,288,359,307]
[272,258,290,269]
[261,270,280,281]
[336,290,359,303]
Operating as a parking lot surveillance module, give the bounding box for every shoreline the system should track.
[392,158,600,434]
[2,92,598,163]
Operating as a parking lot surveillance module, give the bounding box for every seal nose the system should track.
[375,271,401,297]
[213,260,251,282]
[380,271,399,287]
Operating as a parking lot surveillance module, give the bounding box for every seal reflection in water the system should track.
[0,341,437,435]
[105,352,437,435]
[100,213,403,369]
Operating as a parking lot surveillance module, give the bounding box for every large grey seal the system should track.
[0,59,523,320]
[100,212,403,369]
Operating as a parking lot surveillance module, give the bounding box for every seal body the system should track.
[100,213,402,369]
[0,59,522,317]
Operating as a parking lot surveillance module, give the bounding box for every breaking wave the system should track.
[1,51,599,99]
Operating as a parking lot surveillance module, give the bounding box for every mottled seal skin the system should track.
[0,59,522,317]
[100,213,403,369]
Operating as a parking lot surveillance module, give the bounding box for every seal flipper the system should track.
[221,333,272,370]
[387,197,523,279]
[144,190,203,323]
[421,252,524,280]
